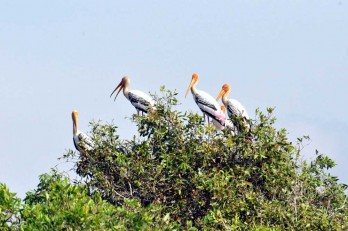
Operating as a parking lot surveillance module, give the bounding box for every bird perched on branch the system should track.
[110,76,156,115]
[216,84,249,130]
[72,110,94,152]
[185,73,225,128]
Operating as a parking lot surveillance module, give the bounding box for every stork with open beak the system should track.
[110,76,156,115]
[185,73,225,127]
[72,110,94,152]
[216,84,249,130]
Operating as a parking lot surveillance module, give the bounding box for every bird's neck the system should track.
[222,91,229,105]
[123,82,130,99]
[73,120,78,135]
[190,82,197,95]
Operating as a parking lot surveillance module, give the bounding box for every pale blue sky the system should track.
[1,1,347,198]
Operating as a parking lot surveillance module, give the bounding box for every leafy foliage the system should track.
[0,183,21,230]
[22,170,115,230]
[65,87,348,230]
[2,87,348,230]
[21,170,178,230]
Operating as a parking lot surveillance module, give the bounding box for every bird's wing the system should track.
[128,90,155,113]
[73,137,81,151]
[194,90,219,111]
[76,132,95,151]
[227,99,249,119]
[199,104,226,126]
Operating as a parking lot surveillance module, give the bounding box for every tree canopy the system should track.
[1,88,347,230]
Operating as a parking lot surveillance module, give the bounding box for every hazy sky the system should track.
[1,1,347,198]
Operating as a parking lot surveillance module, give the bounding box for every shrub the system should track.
[62,87,348,230]
[0,183,21,230]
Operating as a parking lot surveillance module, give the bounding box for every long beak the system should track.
[185,79,195,98]
[110,81,124,101]
[216,89,225,101]
[72,112,78,133]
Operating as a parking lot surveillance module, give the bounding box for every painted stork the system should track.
[216,83,249,130]
[185,73,225,127]
[110,76,156,115]
[72,110,94,152]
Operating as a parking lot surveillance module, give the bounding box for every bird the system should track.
[202,104,237,135]
[185,73,225,127]
[216,84,249,130]
[72,110,95,152]
[110,76,156,115]
[220,105,237,135]
[200,104,227,130]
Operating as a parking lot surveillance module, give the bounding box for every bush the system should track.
[61,87,348,230]
[1,87,346,229]
[22,170,179,230]
[0,183,21,230]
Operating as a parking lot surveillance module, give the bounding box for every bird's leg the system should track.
[137,110,140,116]
[205,114,209,124]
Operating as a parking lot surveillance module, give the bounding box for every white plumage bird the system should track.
[72,110,94,152]
[185,73,225,127]
[216,84,249,130]
[110,76,156,115]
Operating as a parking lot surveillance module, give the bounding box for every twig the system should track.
[128,181,133,196]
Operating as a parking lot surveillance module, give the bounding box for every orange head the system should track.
[185,73,199,97]
[221,105,226,113]
[110,76,129,101]
[216,83,231,101]
[192,73,199,81]
[72,110,78,121]
[222,84,230,92]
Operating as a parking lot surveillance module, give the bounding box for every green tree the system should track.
[64,87,348,230]
[2,87,347,230]
[21,170,178,230]
[0,183,21,230]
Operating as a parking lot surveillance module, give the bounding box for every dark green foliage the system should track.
[2,87,347,230]
[65,87,348,230]
[22,170,117,230]
[21,170,179,230]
